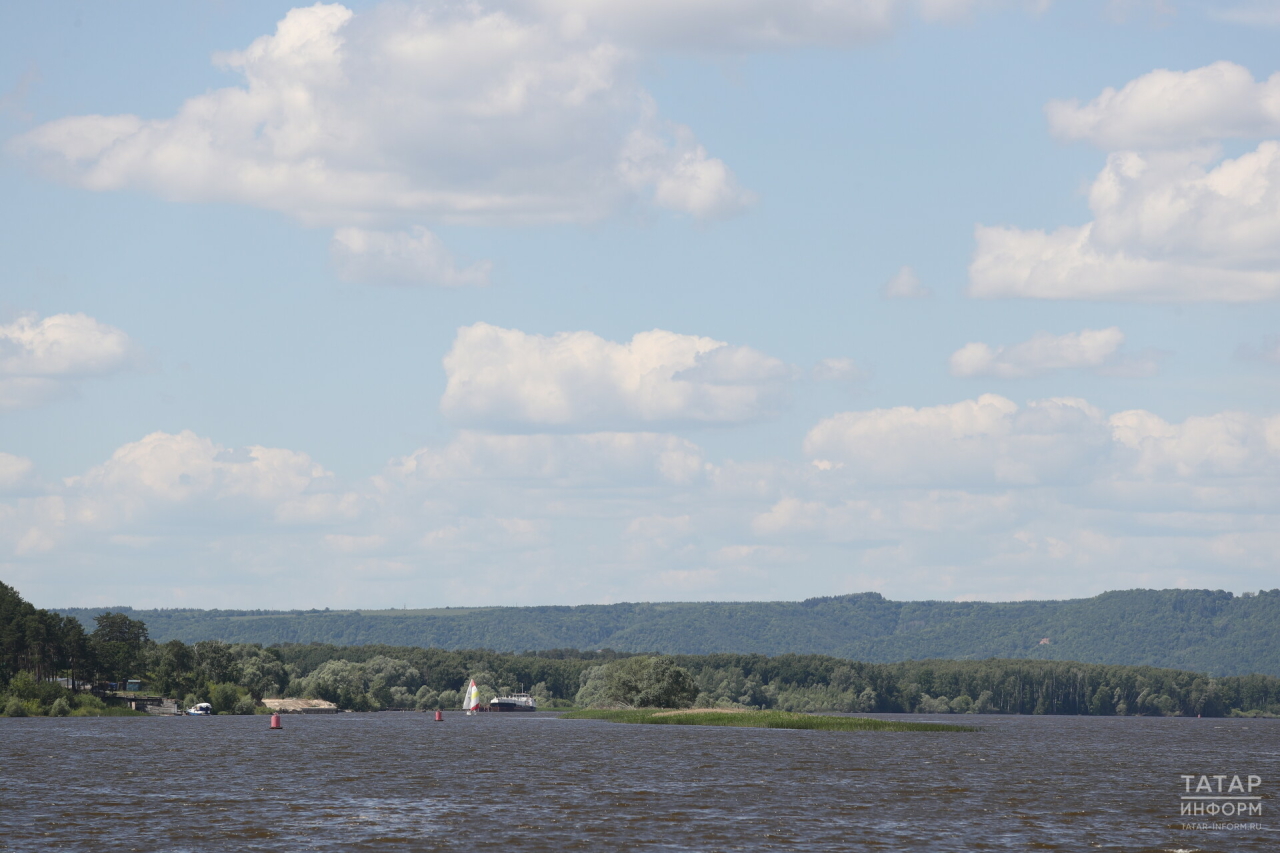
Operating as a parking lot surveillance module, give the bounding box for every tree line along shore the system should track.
[5,581,1280,718]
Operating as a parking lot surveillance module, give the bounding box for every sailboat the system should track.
[463,679,481,715]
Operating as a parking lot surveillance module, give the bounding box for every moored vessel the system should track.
[489,692,536,712]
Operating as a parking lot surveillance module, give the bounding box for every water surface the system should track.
[1,712,1276,851]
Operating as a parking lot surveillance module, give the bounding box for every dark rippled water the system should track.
[1,712,1276,851]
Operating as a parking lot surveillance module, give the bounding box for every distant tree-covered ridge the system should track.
[54,587,1280,677]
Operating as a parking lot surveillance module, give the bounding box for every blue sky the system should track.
[2,0,1280,609]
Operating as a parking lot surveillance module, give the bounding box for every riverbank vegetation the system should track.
[1,670,145,717]
[6,581,1280,718]
[560,708,975,732]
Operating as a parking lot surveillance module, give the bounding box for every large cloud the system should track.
[803,394,1280,501]
[973,76,1280,301]
[441,322,795,428]
[1110,409,1280,482]
[745,396,1280,598]
[63,430,349,530]
[970,223,1280,302]
[0,313,137,410]
[11,3,751,228]
[1046,61,1280,149]
[0,430,352,564]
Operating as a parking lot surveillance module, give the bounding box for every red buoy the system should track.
[434,710,443,722]
[270,713,283,729]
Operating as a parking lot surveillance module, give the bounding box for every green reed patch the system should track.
[560,708,976,732]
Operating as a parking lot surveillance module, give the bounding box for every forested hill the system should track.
[55,588,1280,677]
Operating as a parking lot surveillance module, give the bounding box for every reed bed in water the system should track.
[559,708,977,732]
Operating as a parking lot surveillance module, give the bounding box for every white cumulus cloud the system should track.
[441,322,795,428]
[1110,409,1280,481]
[11,2,750,228]
[970,144,1280,301]
[803,394,1114,486]
[65,430,343,528]
[975,62,1280,301]
[0,313,137,410]
[803,394,1280,498]
[331,226,491,286]
[949,327,1127,378]
[1046,61,1280,149]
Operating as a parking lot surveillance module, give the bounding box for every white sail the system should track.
[463,678,480,711]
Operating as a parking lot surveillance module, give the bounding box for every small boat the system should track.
[463,679,481,716]
[489,692,536,712]
[185,702,214,716]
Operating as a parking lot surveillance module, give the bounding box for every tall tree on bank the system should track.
[1,581,96,686]
[91,612,149,686]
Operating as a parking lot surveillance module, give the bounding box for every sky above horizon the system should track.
[3,0,1280,610]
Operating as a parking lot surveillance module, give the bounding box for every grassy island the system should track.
[559,707,976,732]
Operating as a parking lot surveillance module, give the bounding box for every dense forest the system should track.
[56,587,1280,676]
[1,581,161,716]
[7,581,1280,718]
[260,644,1280,719]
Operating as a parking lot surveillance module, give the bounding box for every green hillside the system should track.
[55,587,1280,677]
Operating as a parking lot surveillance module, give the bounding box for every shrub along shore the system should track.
[5,582,1280,718]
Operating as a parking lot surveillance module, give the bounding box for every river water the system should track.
[1,712,1276,851]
